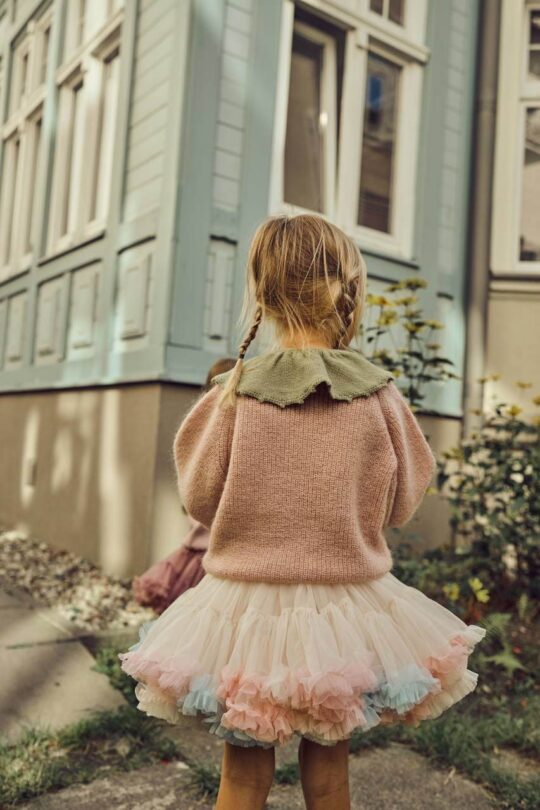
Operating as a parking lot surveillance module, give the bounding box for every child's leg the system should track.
[298,737,350,810]
[215,741,275,810]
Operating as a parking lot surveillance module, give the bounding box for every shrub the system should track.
[438,388,540,606]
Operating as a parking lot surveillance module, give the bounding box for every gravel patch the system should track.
[0,530,154,633]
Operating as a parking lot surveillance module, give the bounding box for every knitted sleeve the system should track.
[173,386,235,529]
[378,382,436,528]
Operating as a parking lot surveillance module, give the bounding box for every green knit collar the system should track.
[212,347,393,408]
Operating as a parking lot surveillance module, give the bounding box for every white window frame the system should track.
[279,19,338,218]
[0,8,52,281]
[269,0,428,261]
[47,2,123,256]
[492,0,540,276]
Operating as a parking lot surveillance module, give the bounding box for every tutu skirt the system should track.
[120,572,485,748]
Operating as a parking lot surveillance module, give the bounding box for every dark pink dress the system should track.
[133,521,208,614]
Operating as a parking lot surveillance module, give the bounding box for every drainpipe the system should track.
[462,0,501,437]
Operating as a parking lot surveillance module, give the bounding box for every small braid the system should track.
[219,305,263,407]
[238,305,263,359]
[337,279,359,347]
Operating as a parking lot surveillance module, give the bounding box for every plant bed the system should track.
[0,530,154,635]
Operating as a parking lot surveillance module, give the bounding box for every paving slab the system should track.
[348,743,495,810]
[17,743,496,810]
[0,607,72,647]
[17,761,213,810]
[0,588,125,743]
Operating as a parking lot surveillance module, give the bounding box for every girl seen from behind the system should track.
[120,214,485,810]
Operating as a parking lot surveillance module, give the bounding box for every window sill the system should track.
[40,229,106,266]
[358,244,420,270]
[0,264,31,284]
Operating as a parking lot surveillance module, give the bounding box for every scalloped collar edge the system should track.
[212,348,393,408]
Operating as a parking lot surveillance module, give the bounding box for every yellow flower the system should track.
[443,583,460,602]
[366,294,395,307]
[394,295,418,306]
[424,319,444,330]
[532,395,540,406]
[402,277,428,290]
[426,487,438,496]
[516,381,532,389]
[468,577,490,603]
[377,311,399,326]
[478,373,501,383]
[403,322,426,334]
[506,404,523,418]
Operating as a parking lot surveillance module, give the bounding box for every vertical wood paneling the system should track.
[123,0,177,222]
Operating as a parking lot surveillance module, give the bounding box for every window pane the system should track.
[530,10,540,44]
[61,81,85,237]
[284,32,324,212]
[25,117,42,252]
[1,137,21,263]
[370,0,384,14]
[92,51,120,222]
[389,0,405,25]
[529,50,540,80]
[358,53,400,233]
[519,108,540,262]
[40,26,50,85]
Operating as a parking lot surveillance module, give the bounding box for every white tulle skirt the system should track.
[120,572,485,748]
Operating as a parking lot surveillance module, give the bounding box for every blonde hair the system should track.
[221,214,367,406]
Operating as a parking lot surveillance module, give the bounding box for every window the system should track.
[0,8,51,281]
[284,23,337,214]
[492,1,540,274]
[520,8,540,262]
[271,1,427,259]
[528,9,540,80]
[519,108,540,261]
[48,1,123,253]
[358,53,400,232]
[370,0,406,26]
[91,48,120,224]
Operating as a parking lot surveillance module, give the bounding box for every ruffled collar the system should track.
[212,347,393,408]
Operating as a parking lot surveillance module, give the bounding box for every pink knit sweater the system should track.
[173,352,435,584]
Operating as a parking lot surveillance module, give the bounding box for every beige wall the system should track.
[386,413,463,554]
[484,281,540,413]
[0,383,200,578]
[0,383,464,576]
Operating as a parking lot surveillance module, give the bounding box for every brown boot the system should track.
[298,737,351,810]
[215,741,275,810]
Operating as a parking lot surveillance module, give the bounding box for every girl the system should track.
[133,358,236,613]
[120,215,485,810]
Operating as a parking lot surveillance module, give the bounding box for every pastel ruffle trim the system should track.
[120,624,485,747]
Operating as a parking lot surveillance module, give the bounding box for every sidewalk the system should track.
[0,584,124,742]
[19,742,495,809]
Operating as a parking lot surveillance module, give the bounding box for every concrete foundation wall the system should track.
[0,381,463,576]
[0,383,199,578]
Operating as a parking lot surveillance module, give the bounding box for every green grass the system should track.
[188,763,221,799]
[0,706,180,807]
[347,693,540,810]
[92,645,139,707]
[275,761,300,784]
